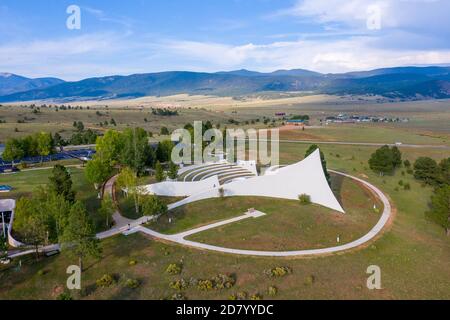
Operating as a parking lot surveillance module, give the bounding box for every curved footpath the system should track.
[7,170,392,259]
[118,170,392,257]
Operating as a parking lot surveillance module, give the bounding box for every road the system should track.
[249,138,450,150]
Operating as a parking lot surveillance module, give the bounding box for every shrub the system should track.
[298,194,311,205]
[398,180,404,186]
[264,266,292,278]
[125,279,140,289]
[212,274,235,289]
[129,260,138,266]
[304,275,316,286]
[170,293,186,300]
[268,286,278,296]
[37,269,47,276]
[250,294,263,300]
[404,183,411,190]
[56,292,73,300]
[197,279,214,291]
[96,274,115,288]
[166,263,182,275]
[169,279,188,291]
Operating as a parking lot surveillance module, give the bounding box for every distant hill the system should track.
[0,73,64,96]
[1,66,450,102]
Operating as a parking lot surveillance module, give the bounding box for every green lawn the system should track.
[0,167,105,232]
[186,176,381,251]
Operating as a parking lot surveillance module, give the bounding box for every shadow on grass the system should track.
[331,173,344,206]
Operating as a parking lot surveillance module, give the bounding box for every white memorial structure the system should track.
[141,149,345,213]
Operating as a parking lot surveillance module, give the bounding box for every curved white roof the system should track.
[166,149,345,213]
[142,176,220,197]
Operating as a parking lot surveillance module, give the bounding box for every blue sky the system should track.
[1,0,449,80]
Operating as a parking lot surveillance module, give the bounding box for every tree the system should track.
[48,165,76,203]
[14,189,71,245]
[141,195,168,217]
[36,132,54,163]
[95,129,123,166]
[426,185,450,235]
[414,157,439,185]
[168,161,179,180]
[85,158,112,189]
[117,167,140,215]
[99,195,115,228]
[156,140,174,163]
[120,127,154,174]
[369,146,395,175]
[2,138,25,165]
[61,202,101,272]
[391,146,402,168]
[53,132,66,147]
[403,159,411,168]
[155,161,165,182]
[75,121,84,132]
[21,214,47,260]
[160,127,170,135]
[438,157,450,185]
[305,145,330,185]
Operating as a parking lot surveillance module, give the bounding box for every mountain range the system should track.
[0,66,449,103]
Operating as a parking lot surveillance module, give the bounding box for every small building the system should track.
[286,119,308,126]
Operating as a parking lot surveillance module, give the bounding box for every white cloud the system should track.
[159,37,450,73]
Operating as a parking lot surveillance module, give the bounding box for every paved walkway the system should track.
[104,175,134,228]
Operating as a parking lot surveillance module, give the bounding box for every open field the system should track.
[0,96,449,300]
[1,95,449,143]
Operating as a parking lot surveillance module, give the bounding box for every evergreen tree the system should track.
[155,161,165,182]
[414,157,439,185]
[48,165,76,203]
[426,185,450,234]
[168,161,179,180]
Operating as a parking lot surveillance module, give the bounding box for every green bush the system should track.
[404,183,411,190]
[304,275,316,286]
[170,293,186,300]
[125,279,140,289]
[268,286,278,296]
[56,292,73,300]
[166,263,182,275]
[250,294,263,300]
[212,274,235,289]
[169,279,188,291]
[264,266,292,278]
[96,274,115,288]
[298,194,311,205]
[197,279,214,291]
[128,260,138,266]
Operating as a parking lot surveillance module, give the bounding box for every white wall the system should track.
[142,176,220,197]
